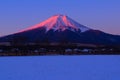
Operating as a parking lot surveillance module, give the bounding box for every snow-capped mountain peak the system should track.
[1,14,120,46]
[22,14,90,32]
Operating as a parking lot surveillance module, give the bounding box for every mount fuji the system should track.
[0,14,120,46]
[20,14,90,32]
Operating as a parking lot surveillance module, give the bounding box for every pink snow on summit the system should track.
[20,14,90,32]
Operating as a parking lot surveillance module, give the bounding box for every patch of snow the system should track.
[21,14,90,32]
[65,49,72,52]
[82,49,89,52]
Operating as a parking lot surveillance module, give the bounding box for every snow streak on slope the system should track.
[21,14,90,32]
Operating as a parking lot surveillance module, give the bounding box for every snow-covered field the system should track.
[0,55,120,80]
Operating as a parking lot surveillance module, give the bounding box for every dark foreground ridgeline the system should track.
[0,44,120,56]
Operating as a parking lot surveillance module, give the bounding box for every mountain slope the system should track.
[20,14,90,32]
[0,14,120,46]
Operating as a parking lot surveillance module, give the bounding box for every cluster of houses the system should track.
[0,42,119,55]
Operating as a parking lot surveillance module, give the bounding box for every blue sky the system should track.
[0,0,120,36]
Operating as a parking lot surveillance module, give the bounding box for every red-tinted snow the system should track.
[20,14,90,32]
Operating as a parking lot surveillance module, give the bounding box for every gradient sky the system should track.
[0,0,120,36]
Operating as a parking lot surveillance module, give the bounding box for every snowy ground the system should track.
[0,55,120,80]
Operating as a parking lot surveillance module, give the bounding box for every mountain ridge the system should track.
[0,14,120,46]
[20,14,90,33]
